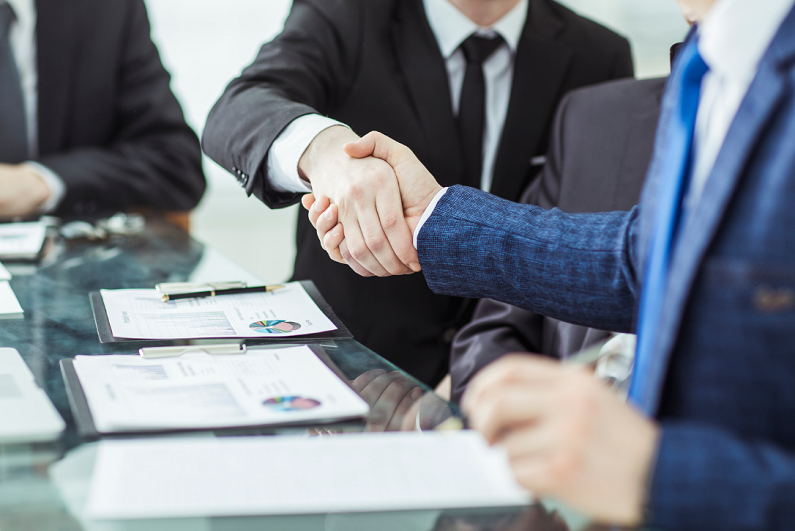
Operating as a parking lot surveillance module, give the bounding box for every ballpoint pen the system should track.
[160,284,285,302]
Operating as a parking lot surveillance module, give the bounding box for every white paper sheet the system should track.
[0,281,23,319]
[0,222,47,260]
[0,261,10,281]
[85,432,531,519]
[100,282,337,339]
[73,346,369,432]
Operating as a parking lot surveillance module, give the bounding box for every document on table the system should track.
[100,281,337,339]
[85,431,531,519]
[0,222,47,260]
[0,261,10,280]
[72,345,368,433]
[0,281,23,319]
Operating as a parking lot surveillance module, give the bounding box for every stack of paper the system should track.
[71,345,368,433]
[85,431,531,519]
[0,262,23,319]
[0,221,47,261]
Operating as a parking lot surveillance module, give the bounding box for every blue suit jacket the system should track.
[418,9,795,530]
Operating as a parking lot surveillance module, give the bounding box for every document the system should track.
[0,281,23,319]
[85,431,531,519]
[0,221,47,260]
[100,281,337,339]
[0,261,10,280]
[72,346,368,433]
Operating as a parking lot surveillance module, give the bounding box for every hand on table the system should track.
[350,369,425,432]
[301,131,443,277]
[0,164,50,217]
[462,355,659,526]
[298,126,419,277]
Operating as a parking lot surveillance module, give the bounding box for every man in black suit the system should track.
[203,0,633,385]
[0,0,205,219]
[448,77,665,402]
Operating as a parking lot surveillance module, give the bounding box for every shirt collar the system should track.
[423,0,528,59]
[698,0,795,84]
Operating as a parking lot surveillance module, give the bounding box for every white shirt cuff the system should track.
[24,162,65,213]
[413,187,448,249]
[267,114,348,194]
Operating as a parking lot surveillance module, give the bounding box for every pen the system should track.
[139,343,247,358]
[161,284,285,302]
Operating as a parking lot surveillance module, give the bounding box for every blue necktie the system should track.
[629,38,709,412]
[0,2,28,163]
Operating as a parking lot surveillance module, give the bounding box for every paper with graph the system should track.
[100,282,336,339]
[72,346,368,433]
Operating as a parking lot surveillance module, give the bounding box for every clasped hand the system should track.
[301,130,442,277]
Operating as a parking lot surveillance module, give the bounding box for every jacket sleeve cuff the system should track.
[412,187,448,249]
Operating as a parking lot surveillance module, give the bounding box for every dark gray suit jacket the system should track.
[202,0,633,386]
[450,77,665,403]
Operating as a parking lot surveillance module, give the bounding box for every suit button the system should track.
[442,327,458,344]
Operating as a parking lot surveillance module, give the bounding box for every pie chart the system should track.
[249,320,302,334]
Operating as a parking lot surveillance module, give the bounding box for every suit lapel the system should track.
[644,32,795,416]
[391,0,464,188]
[35,0,77,155]
[490,0,572,201]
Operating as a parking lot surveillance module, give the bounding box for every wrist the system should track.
[298,125,360,184]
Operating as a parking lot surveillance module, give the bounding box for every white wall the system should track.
[143,0,689,281]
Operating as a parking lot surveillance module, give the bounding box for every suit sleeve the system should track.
[417,186,641,333]
[37,0,205,215]
[649,423,795,530]
[449,92,575,403]
[202,0,362,209]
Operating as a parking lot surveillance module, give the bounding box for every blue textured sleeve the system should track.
[417,185,641,333]
[649,423,795,530]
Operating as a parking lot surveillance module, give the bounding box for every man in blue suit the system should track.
[304,0,795,528]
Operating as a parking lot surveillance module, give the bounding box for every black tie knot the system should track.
[460,34,504,66]
[0,3,16,37]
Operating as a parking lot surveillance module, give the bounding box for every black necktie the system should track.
[0,2,28,163]
[457,33,504,189]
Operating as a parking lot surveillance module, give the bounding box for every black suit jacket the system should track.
[30,0,205,217]
[450,77,666,403]
[203,0,633,385]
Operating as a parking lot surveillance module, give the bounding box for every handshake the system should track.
[300,130,443,278]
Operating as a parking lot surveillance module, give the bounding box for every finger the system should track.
[500,422,556,461]
[323,223,345,255]
[367,377,420,432]
[387,387,424,432]
[462,355,561,414]
[339,221,389,276]
[301,193,316,211]
[356,201,412,276]
[374,187,421,272]
[316,204,338,236]
[343,132,411,170]
[338,240,374,276]
[350,369,388,393]
[468,385,552,445]
[307,194,331,229]
[359,371,405,406]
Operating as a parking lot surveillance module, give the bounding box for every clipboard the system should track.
[60,344,366,439]
[89,279,352,344]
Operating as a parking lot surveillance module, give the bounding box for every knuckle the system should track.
[380,212,400,232]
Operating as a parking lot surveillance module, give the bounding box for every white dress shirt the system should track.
[267,0,528,195]
[4,0,65,212]
[687,0,795,208]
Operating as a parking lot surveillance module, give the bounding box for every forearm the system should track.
[417,186,640,332]
[649,423,795,531]
[39,132,204,215]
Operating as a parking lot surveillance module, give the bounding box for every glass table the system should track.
[0,216,610,531]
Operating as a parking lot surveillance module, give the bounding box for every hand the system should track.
[462,355,659,526]
[350,369,425,432]
[303,131,444,276]
[298,126,419,277]
[0,164,50,217]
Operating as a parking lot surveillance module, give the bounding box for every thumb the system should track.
[343,131,411,170]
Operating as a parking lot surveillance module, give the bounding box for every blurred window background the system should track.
[144,0,688,282]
